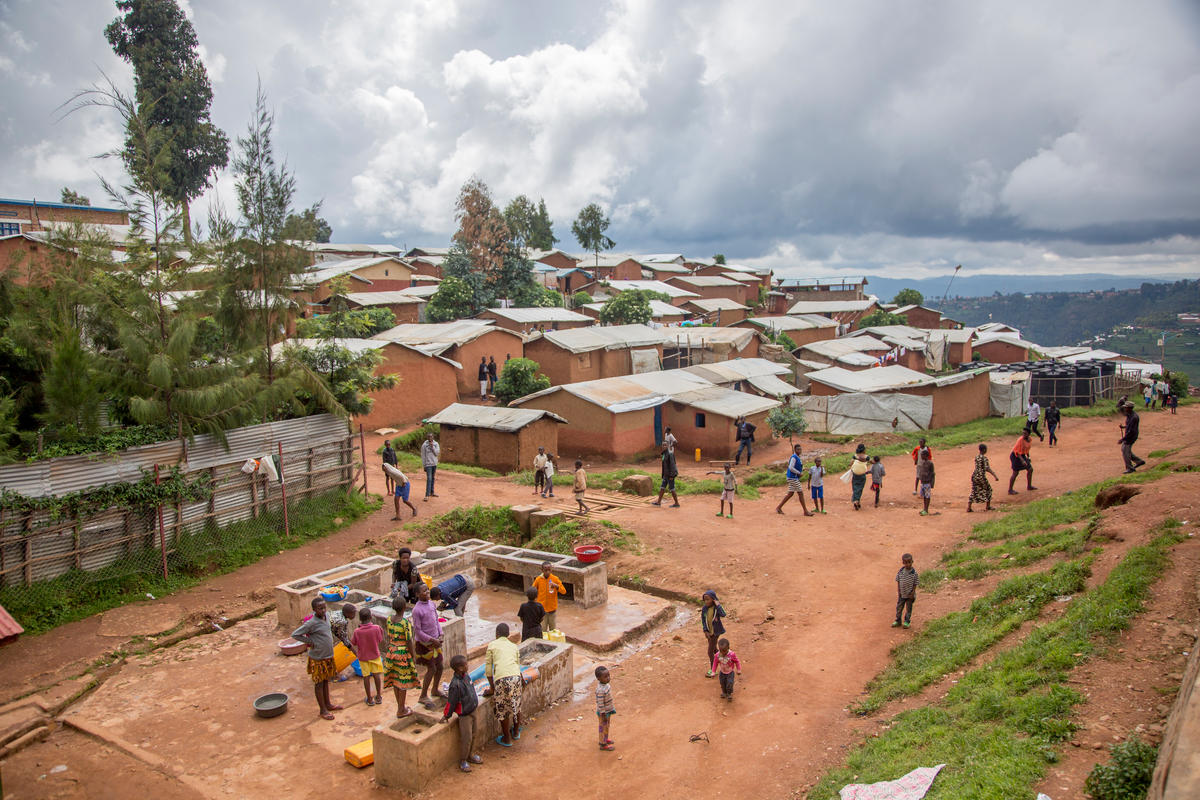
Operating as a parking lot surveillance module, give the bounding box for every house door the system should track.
[653,405,663,445]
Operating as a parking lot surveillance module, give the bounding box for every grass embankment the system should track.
[0,490,380,635]
[510,466,768,500]
[410,503,641,556]
[374,427,502,478]
[810,519,1185,799]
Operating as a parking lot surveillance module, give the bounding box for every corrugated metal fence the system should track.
[0,415,361,587]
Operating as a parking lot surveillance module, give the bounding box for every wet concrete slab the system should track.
[462,584,675,653]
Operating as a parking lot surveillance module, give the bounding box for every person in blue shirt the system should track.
[775,444,814,516]
[434,574,475,618]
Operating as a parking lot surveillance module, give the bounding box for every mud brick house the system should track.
[275,338,459,430]
[784,297,879,330]
[372,321,525,395]
[337,291,427,324]
[478,306,595,333]
[578,254,644,282]
[579,298,691,324]
[423,403,567,473]
[972,332,1039,364]
[682,297,750,325]
[0,197,129,234]
[641,260,692,281]
[666,275,748,305]
[892,304,947,330]
[586,279,700,307]
[735,314,838,347]
[805,364,993,429]
[511,366,780,460]
[796,336,896,371]
[522,324,665,385]
[660,326,761,367]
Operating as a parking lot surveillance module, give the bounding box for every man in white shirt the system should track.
[662,426,676,454]
[1026,400,1043,442]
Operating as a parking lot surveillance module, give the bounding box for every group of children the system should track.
[531,446,590,514]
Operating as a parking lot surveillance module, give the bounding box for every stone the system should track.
[528,509,564,535]
[620,474,654,496]
[509,505,542,535]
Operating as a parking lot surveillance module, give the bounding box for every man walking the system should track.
[1026,399,1043,442]
[1045,401,1061,447]
[487,356,499,395]
[420,431,440,501]
[1007,429,1037,494]
[651,445,680,507]
[382,439,398,493]
[1119,403,1146,474]
[734,416,756,465]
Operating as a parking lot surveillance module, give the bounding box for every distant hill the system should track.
[925,279,1199,347]
[864,273,1170,302]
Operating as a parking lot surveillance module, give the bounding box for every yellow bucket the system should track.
[544,629,566,643]
[333,642,356,673]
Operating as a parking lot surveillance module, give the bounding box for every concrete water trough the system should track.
[273,555,395,630]
[475,545,608,609]
[341,588,467,666]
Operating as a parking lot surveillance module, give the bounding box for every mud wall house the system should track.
[681,358,801,402]
[784,298,879,331]
[666,275,747,305]
[972,334,1036,364]
[735,315,838,347]
[926,328,975,366]
[579,254,644,282]
[661,386,778,458]
[796,336,893,371]
[292,257,387,311]
[535,265,592,295]
[579,298,690,325]
[892,304,944,329]
[288,241,403,264]
[275,338,459,430]
[337,291,427,324]
[371,320,526,395]
[778,276,868,301]
[660,326,762,367]
[844,326,934,372]
[588,279,701,307]
[423,403,567,473]
[477,307,595,333]
[531,249,583,272]
[522,324,665,385]
[642,261,692,281]
[0,197,130,234]
[806,365,993,429]
[0,232,63,286]
[682,297,750,325]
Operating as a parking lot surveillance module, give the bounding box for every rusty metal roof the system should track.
[540,324,665,353]
[424,403,567,431]
[0,603,24,642]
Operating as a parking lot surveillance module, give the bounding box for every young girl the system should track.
[967,443,999,513]
[541,453,556,498]
[706,463,737,518]
[870,455,885,508]
[383,596,419,717]
[712,638,742,700]
[700,590,727,677]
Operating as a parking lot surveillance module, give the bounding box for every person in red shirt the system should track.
[1007,429,1037,495]
[351,607,386,706]
[910,438,932,495]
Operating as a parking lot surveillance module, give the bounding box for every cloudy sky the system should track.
[3,0,1200,279]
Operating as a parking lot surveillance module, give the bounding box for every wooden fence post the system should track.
[359,425,369,495]
[278,441,289,537]
[154,464,168,580]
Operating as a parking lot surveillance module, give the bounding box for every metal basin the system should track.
[254,692,289,718]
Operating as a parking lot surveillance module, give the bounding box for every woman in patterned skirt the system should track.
[383,596,419,717]
[967,443,999,512]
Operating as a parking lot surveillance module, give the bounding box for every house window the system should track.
[384,268,389,276]
[0,223,18,236]
[578,352,592,369]
[694,413,706,428]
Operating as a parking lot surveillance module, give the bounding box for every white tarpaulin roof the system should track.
[794,393,932,434]
[582,299,687,318]
[742,315,838,333]
[596,280,701,300]
[671,386,780,417]
[786,298,876,315]
[806,365,934,393]
[660,326,757,351]
[373,319,515,348]
[539,323,664,353]
[483,307,595,324]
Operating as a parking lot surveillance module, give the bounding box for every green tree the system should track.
[106,0,229,240]
[281,203,332,242]
[494,358,550,405]
[858,309,907,328]
[60,187,90,206]
[712,253,726,265]
[296,276,395,338]
[511,283,563,308]
[529,198,557,250]
[571,202,615,266]
[426,276,476,322]
[765,406,807,443]
[571,290,593,307]
[893,288,924,306]
[0,394,19,464]
[503,194,536,251]
[284,342,396,416]
[39,331,104,438]
[598,289,652,325]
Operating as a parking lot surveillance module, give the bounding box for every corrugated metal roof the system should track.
[746,373,801,397]
[641,262,691,274]
[806,365,933,393]
[973,332,1034,349]
[672,275,741,288]
[397,284,440,298]
[287,241,402,255]
[596,280,700,300]
[800,336,891,361]
[682,358,790,382]
[373,320,517,348]
[482,307,594,324]
[424,403,567,431]
[685,298,749,312]
[659,327,757,350]
[720,272,760,284]
[343,291,427,306]
[637,254,684,263]
[671,386,781,417]
[742,315,838,332]
[786,298,877,314]
[0,603,24,640]
[540,324,665,354]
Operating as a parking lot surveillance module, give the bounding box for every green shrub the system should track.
[1084,737,1157,800]
[411,504,521,546]
[494,358,551,405]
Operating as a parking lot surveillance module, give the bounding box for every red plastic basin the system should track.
[573,544,603,563]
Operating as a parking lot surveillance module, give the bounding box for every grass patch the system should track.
[528,517,641,555]
[810,520,1184,799]
[391,451,501,478]
[0,490,380,636]
[852,559,1091,715]
[410,504,640,556]
[1148,448,1180,459]
[375,423,439,454]
[510,465,760,499]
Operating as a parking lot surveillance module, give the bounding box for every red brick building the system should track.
[423,403,567,473]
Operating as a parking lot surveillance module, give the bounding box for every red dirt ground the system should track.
[2,406,1198,799]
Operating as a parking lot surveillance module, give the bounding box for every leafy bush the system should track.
[766,406,807,442]
[599,289,653,325]
[426,276,476,322]
[571,290,593,307]
[1166,371,1189,397]
[858,309,907,328]
[1084,737,1157,800]
[494,357,550,404]
[412,504,521,545]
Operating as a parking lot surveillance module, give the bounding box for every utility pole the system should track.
[941,264,962,305]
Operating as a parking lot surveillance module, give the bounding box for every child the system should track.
[594,665,616,751]
[439,654,483,773]
[517,586,545,641]
[1170,392,1179,414]
[532,446,547,496]
[893,553,918,629]
[809,458,826,514]
[382,595,419,718]
[391,468,417,520]
[573,459,590,514]
[351,607,385,705]
[711,638,742,700]
[916,447,936,515]
[701,589,726,676]
[290,597,340,720]
[706,462,737,518]
[541,453,555,498]
[412,582,445,710]
[870,455,885,508]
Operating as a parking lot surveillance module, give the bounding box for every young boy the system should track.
[706,462,737,518]
[893,553,919,629]
[517,586,545,641]
[712,638,742,701]
[541,453,555,498]
[391,468,417,520]
[573,459,590,515]
[291,597,341,720]
[870,455,886,508]
[532,446,548,496]
[594,665,616,751]
[351,607,385,705]
[533,561,567,633]
[809,458,826,514]
[916,448,936,515]
[439,654,484,773]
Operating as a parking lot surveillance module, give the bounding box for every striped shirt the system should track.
[595,682,615,715]
[896,566,919,599]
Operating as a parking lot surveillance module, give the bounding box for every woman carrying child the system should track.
[383,596,419,717]
[849,444,871,510]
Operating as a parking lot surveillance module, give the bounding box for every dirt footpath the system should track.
[2,406,1198,799]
